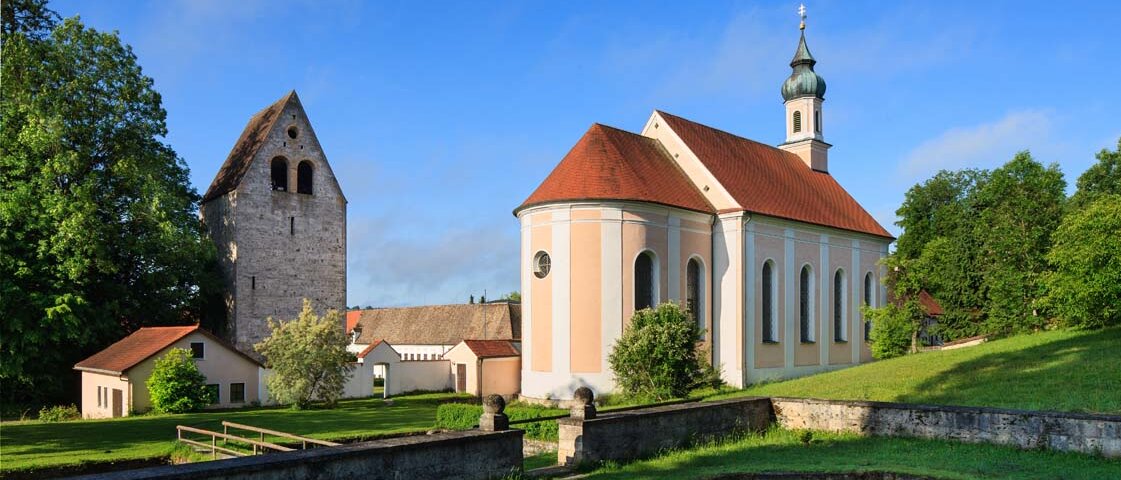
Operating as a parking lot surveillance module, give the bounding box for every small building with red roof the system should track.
[443,340,521,398]
[517,19,893,400]
[74,325,263,418]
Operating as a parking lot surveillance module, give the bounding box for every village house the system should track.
[73,326,263,418]
[516,21,893,400]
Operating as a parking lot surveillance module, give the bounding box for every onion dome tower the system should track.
[778,4,831,172]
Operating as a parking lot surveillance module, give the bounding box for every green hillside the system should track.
[712,327,1121,414]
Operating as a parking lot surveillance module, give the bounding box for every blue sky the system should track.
[52,1,1121,308]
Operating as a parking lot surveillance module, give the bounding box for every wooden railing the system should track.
[176,425,294,459]
[221,421,340,449]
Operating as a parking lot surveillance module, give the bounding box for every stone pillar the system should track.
[478,394,509,431]
[558,387,597,466]
[571,386,596,420]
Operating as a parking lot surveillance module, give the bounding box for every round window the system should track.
[533,251,551,279]
[287,126,299,139]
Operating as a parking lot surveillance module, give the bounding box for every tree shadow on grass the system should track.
[897,327,1121,413]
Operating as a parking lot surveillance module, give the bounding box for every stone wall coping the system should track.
[559,397,772,426]
[69,429,524,480]
[770,396,1121,422]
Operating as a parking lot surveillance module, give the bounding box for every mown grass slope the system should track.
[0,392,469,474]
[711,327,1121,414]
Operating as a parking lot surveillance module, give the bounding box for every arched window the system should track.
[834,269,847,342]
[864,273,874,341]
[793,111,802,133]
[799,265,814,343]
[297,161,313,195]
[270,157,288,191]
[687,258,703,333]
[815,110,821,133]
[762,261,777,343]
[635,251,656,311]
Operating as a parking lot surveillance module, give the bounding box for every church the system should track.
[516,19,893,400]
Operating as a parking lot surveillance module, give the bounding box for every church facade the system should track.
[200,91,347,355]
[516,25,893,400]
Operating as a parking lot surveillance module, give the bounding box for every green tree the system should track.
[146,348,214,414]
[1069,138,1121,209]
[1,7,224,405]
[973,152,1066,333]
[894,170,988,339]
[1040,195,1121,328]
[864,255,928,357]
[255,300,354,409]
[608,303,711,400]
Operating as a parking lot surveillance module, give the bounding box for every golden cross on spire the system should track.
[799,3,807,30]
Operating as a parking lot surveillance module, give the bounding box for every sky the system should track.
[51,0,1121,308]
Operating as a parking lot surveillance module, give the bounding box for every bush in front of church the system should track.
[608,303,709,400]
[147,348,215,414]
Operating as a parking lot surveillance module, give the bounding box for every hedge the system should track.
[434,403,563,440]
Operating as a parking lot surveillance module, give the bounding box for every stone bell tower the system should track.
[200,91,347,355]
[778,4,831,172]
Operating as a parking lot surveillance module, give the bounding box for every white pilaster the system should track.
[600,207,623,378]
[668,216,681,302]
[783,228,795,369]
[744,221,756,383]
[552,209,571,375]
[819,234,829,365]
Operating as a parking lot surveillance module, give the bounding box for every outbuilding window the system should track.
[190,342,205,359]
[230,383,245,403]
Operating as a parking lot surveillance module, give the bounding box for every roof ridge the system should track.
[657,109,791,154]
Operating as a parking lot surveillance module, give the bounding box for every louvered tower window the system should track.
[793,111,802,133]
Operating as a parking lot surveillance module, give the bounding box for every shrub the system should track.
[864,304,916,360]
[37,404,79,422]
[147,348,214,413]
[255,299,355,409]
[607,303,712,400]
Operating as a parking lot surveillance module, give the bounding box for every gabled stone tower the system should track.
[200,91,347,355]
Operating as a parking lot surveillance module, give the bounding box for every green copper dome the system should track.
[781,32,826,102]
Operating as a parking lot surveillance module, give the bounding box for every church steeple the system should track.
[779,4,831,172]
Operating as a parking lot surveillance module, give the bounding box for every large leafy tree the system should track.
[1,5,223,404]
[1040,195,1121,328]
[893,169,988,339]
[1069,138,1121,209]
[972,152,1066,334]
[255,300,354,409]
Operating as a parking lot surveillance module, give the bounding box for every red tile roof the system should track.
[201,92,295,203]
[657,111,892,239]
[346,310,361,333]
[462,340,520,358]
[919,290,944,316]
[356,339,385,359]
[74,326,262,374]
[516,123,713,215]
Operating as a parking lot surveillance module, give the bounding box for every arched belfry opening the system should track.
[297,161,313,195]
[270,157,288,191]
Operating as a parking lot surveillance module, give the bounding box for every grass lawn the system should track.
[584,427,1121,480]
[0,392,470,474]
[524,450,558,471]
[710,327,1121,414]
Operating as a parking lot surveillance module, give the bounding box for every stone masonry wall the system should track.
[205,98,347,355]
[70,429,523,480]
[558,397,773,466]
[772,397,1121,458]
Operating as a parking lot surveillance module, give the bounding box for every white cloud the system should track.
[899,110,1052,179]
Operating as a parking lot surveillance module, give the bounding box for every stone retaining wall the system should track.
[69,429,523,480]
[772,397,1121,457]
[558,397,773,466]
